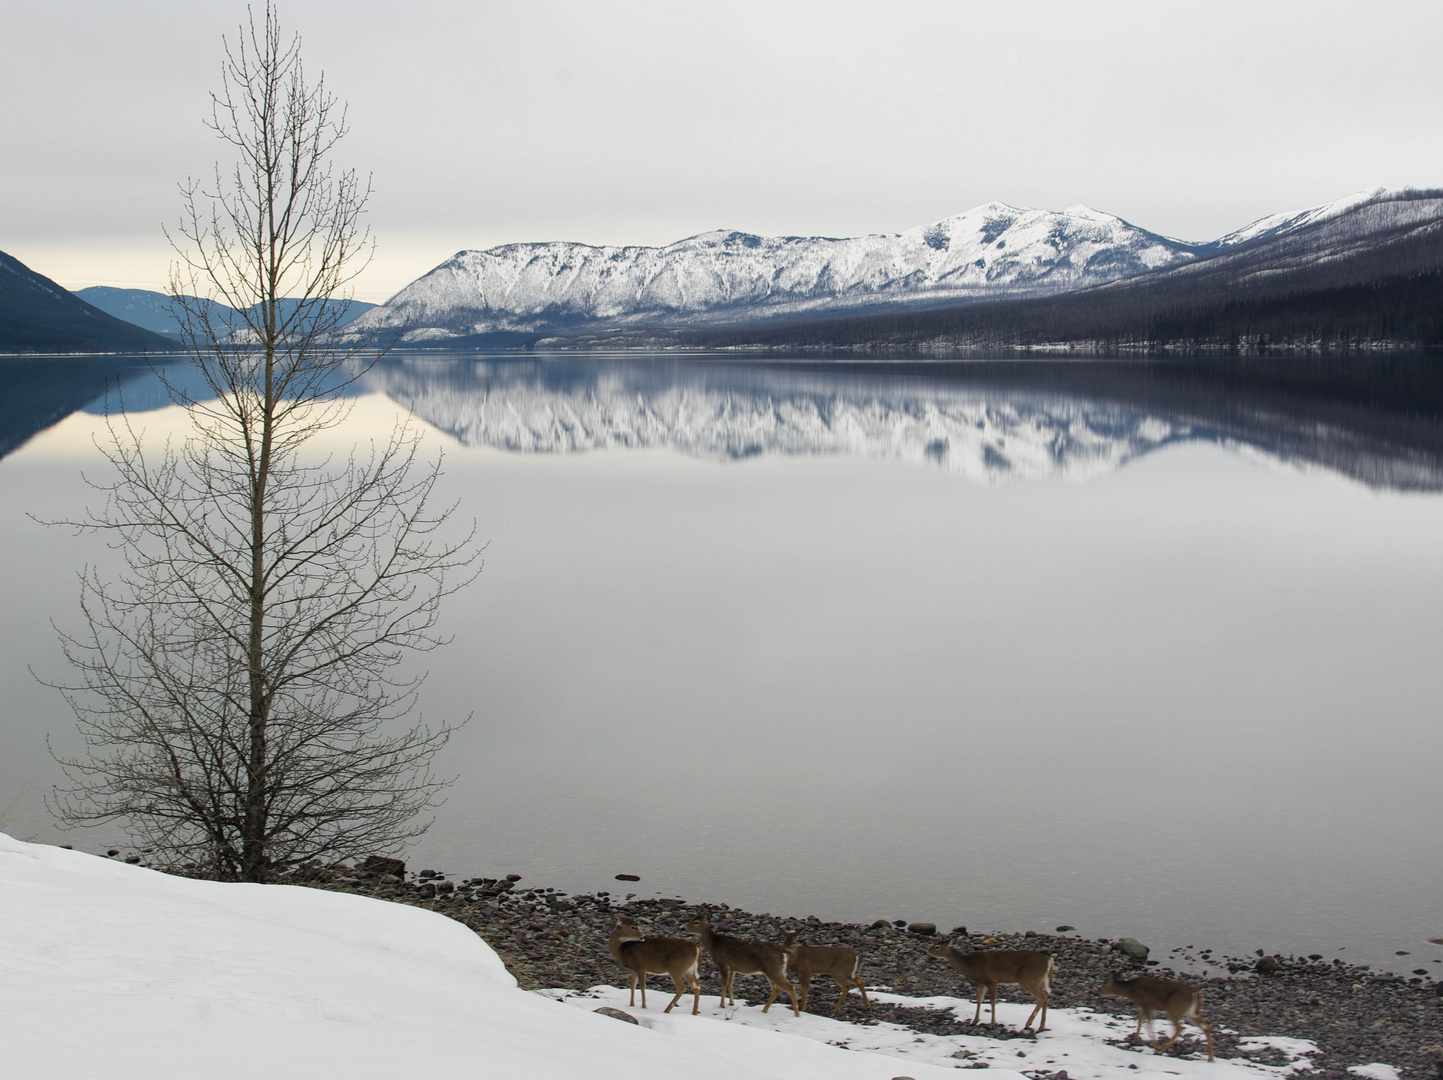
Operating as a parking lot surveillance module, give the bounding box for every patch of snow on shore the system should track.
[0,835,1395,1080]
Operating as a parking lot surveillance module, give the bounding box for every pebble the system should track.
[615,874,640,882]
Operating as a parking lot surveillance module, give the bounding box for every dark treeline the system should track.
[666,243,1443,354]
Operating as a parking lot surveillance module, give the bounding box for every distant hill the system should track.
[0,251,177,354]
[75,286,374,338]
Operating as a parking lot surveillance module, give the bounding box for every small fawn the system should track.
[1099,974,1215,1061]
[606,918,703,1014]
[925,939,1054,1031]
[781,930,870,1016]
[684,913,800,1015]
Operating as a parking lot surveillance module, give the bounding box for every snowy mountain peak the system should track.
[351,200,1197,342]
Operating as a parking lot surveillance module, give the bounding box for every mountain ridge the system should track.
[73,286,375,338]
[349,201,1207,342]
[349,186,1439,348]
[0,252,178,354]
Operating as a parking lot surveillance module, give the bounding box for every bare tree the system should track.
[46,3,478,882]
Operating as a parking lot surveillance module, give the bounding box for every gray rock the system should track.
[871,919,892,929]
[362,855,405,877]
[1055,925,1075,933]
[908,923,937,936]
[594,1006,639,1024]
[614,873,641,882]
[1117,937,1150,961]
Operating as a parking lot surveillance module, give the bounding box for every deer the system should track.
[605,918,703,1015]
[1099,974,1215,1061]
[683,913,800,1015]
[781,929,870,1016]
[924,938,1054,1031]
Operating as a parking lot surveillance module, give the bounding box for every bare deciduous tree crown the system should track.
[45,2,479,882]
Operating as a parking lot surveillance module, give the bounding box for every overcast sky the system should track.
[4,0,1442,302]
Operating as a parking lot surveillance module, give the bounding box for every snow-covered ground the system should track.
[2,834,1394,1080]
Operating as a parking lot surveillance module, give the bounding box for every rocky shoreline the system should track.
[286,862,1440,1080]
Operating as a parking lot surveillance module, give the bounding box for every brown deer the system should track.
[684,913,800,1015]
[924,939,1054,1031]
[606,918,703,1015]
[1099,974,1214,1061]
[782,929,870,1016]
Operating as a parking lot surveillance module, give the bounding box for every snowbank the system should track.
[2,835,1331,1080]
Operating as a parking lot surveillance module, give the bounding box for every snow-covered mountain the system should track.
[350,187,1443,345]
[1214,185,1427,247]
[351,203,1200,342]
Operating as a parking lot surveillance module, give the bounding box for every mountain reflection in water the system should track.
[359,354,1443,490]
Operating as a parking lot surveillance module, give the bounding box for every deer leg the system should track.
[639,971,647,1010]
[629,972,638,1007]
[830,975,850,1016]
[663,971,685,1014]
[1023,985,1049,1032]
[1156,1016,1185,1055]
[1023,999,1042,1031]
[854,976,871,1009]
[1199,1017,1215,1062]
[972,983,986,1025]
[718,967,730,1007]
[989,984,999,1027]
[689,972,701,1015]
[786,977,801,1016]
[762,980,780,1013]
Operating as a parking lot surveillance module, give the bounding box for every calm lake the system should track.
[1,352,1440,978]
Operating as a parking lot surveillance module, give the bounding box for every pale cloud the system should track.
[3,0,1441,303]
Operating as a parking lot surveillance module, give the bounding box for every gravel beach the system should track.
[290,864,1440,1079]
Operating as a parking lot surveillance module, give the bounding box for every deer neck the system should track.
[606,929,634,965]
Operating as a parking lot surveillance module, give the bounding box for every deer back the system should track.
[930,944,1051,988]
[1101,974,1199,1018]
[689,916,787,976]
[618,935,702,977]
[782,931,859,979]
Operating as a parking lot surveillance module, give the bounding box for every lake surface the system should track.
[2,352,1440,978]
